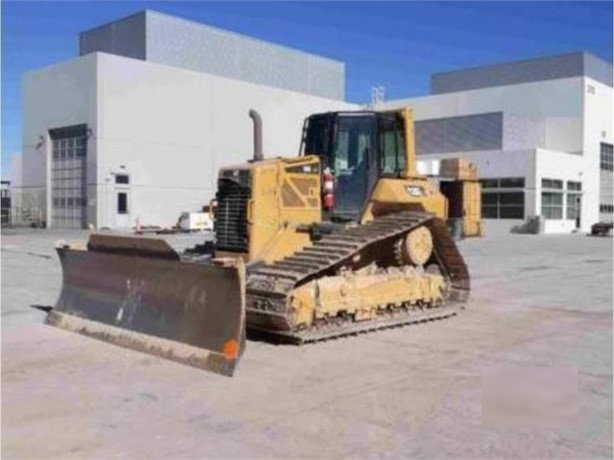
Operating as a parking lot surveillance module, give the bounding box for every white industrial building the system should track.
[21,10,356,229]
[382,52,613,233]
[20,10,613,233]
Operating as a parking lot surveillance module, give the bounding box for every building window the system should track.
[567,195,581,220]
[541,192,563,219]
[600,143,613,171]
[600,204,613,214]
[480,177,525,219]
[479,177,525,189]
[115,174,130,184]
[482,192,524,219]
[416,112,502,154]
[379,116,406,175]
[117,192,128,214]
[567,181,582,191]
[541,178,563,190]
[499,177,525,188]
[480,179,499,189]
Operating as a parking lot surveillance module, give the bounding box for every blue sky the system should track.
[2,1,612,178]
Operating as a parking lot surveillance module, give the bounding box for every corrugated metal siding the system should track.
[79,13,146,60]
[146,11,344,100]
[307,55,345,101]
[431,52,612,94]
[584,53,614,86]
[80,10,344,100]
[415,112,503,154]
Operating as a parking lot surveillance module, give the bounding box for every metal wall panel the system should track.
[146,11,344,100]
[80,10,345,100]
[80,13,146,60]
[431,52,612,94]
[415,112,503,154]
[584,53,614,87]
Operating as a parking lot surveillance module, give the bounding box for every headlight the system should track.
[406,185,424,197]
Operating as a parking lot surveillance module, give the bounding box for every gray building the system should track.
[79,10,345,100]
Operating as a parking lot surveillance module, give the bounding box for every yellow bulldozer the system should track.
[47,108,470,376]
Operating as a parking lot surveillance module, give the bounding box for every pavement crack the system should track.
[1,248,53,259]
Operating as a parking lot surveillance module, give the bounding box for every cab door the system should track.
[326,115,376,221]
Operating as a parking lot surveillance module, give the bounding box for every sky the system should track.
[1,1,613,179]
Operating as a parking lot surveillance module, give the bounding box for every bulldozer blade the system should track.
[46,234,245,377]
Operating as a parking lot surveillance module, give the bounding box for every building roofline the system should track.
[79,9,344,67]
[430,50,612,94]
[144,10,345,66]
[78,10,146,36]
[431,51,611,78]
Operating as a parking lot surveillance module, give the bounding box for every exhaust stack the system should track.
[249,109,263,161]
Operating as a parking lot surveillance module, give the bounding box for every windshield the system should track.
[330,116,373,174]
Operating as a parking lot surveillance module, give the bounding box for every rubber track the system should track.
[245,211,470,342]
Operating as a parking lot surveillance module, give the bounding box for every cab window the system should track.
[331,116,373,174]
[379,116,405,175]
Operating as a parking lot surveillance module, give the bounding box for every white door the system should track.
[113,177,132,229]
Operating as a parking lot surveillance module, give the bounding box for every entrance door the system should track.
[574,195,582,229]
[113,173,131,228]
[50,125,87,228]
[328,116,375,220]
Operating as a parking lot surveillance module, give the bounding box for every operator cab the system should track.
[300,111,406,222]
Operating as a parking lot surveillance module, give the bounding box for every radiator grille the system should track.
[215,177,250,253]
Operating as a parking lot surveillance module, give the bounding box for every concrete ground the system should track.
[1,228,612,459]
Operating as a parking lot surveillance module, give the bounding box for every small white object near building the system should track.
[417,160,441,177]
[179,212,213,231]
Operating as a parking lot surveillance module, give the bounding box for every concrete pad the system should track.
[2,229,612,458]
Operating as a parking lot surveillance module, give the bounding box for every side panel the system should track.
[249,157,321,263]
[462,181,483,236]
[361,177,447,223]
[247,162,279,260]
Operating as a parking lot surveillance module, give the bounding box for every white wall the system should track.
[534,148,585,231]
[8,154,22,187]
[96,53,358,228]
[413,149,536,219]
[382,75,614,233]
[22,52,358,229]
[22,54,99,226]
[544,117,583,154]
[413,149,533,180]
[416,147,590,233]
[583,77,613,226]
